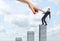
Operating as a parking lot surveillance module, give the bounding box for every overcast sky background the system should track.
[0,0,60,41]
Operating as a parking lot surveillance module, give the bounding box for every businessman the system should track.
[41,8,51,26]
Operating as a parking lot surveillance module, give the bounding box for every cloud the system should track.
[14,19,29,27]
[31,0,39,5]
[4,11,42,27]
[54,11,60,16]
[26,0,42,6]
[47,24,60,36]
[0,0,10,12]
[4,15,14,23]
[47,24,60,41]
[0,25,4,31]
[48,0,60,5]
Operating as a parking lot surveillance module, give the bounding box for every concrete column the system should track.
[39,25,47,41]
[27,31,34,41]
[16,37,22,41]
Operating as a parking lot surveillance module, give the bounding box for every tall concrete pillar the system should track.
[39,25,47,41]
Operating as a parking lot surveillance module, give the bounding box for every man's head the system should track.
[47,7,51,11]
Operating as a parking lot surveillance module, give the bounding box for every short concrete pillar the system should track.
[27,31,34,41]
[15,37,22,41]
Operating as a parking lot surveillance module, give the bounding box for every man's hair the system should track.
[48,7,50,10]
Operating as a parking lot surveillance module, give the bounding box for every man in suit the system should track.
[41,8,51,26]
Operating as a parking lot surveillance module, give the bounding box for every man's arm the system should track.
[49,13,51,19]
